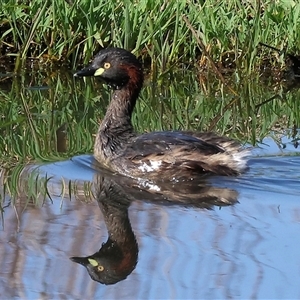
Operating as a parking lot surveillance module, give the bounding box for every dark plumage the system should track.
[71,174,138,285]
[74,48,248,180]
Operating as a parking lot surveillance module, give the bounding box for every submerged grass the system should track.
[1,0,300,72]
[0,164,95,217]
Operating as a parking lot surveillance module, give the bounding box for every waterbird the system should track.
[74,47,248,181]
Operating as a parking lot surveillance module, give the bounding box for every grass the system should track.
[1,0,300,72]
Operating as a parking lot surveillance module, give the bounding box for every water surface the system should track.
[1,134,300,299]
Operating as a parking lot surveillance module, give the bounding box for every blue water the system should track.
[0,135,300,299]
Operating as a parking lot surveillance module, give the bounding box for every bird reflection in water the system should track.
[71,166,239,285]
[71,172,138,285]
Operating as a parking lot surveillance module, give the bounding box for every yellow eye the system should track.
[104,62,111,69]
[97,265,104,272]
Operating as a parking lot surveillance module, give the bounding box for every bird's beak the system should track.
[74,66,96,77]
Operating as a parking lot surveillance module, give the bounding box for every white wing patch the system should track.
[138,160,162,172]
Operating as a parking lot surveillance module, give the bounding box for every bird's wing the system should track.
[119,131,245,176]
[125,131,225,160]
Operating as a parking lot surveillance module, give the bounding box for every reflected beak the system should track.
[70,256,89,266]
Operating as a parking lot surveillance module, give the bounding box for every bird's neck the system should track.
[97,190,138,277]
[100,200,136,247]
[94,72,143,162]
[99,84,140,134]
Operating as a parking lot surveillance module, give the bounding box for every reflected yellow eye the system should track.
[88,258,98,267]
[97,265,104,272]
[104,62,111,69]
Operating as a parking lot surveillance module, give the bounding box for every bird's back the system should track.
[109,131,248,180]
